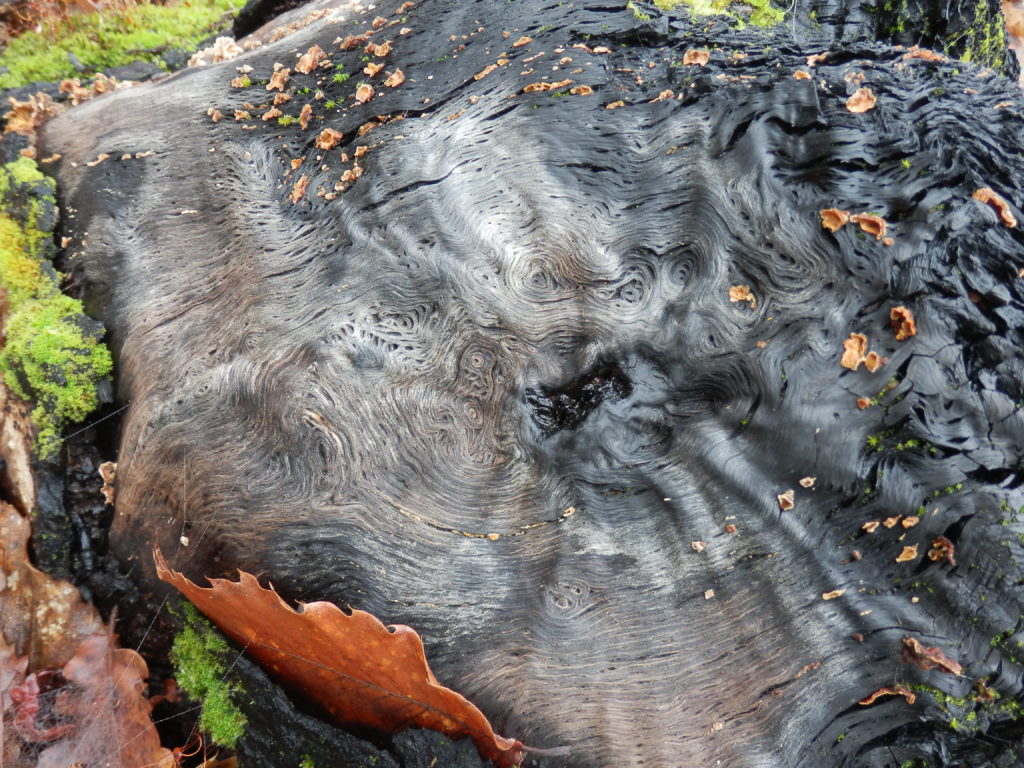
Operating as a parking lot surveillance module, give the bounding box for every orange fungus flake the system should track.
[972,187,1017,227]
[777,489,795,511]
[850,213,887,240]
[267,67,290,91]
[820,208,850,232]
[896,544,918,563]
[290,174,309,204]
[683,49,710,66]
[384,69,405,87]
[355,84,374,104]
[860,686,916,706]
[728,285,756,308]
[841,333,869,370]
[296,44,326,74]
[890,306,917,340]
[846,87,877,113]
[316,128,343,149]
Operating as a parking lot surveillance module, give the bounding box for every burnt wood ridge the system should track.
[40,0,1024,765]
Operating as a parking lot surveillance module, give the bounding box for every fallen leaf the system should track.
[366,41,392,57]
[822,589,845,600]
[850,212,887,239]
[355,84,375,104]
[569,85,594,95]
[820,208,850,232]
[155,551,526,767]
[605,100,625,110]
[901,636,962,675]
[728,285,756,308]
[793,70,811,80]
[859,686,916,706]
[364,62,384,77]
[896,544,918,563]
[927,535,956,566]
[296,44,326,74]
[972,187,1017,227]
[683,49,709,66]
[777,489,795,511]
[512,36,532,47]
[891,306,916,340]
[846,87,877,113]
[299,103,313,130]
[267,67,291,91]
[841,333,868,370]
[384,69,406,87]
[315,128,343,149]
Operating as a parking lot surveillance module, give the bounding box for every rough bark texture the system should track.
[39,0,1024,766]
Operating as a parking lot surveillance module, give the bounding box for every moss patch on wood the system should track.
[0,0,239,90]
[652,0,786,27]
[170,602,248,749]
[0,157,112,460]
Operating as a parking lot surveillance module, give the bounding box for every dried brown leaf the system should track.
[155,551,526,767]
[846,87,877,113]
[901,636,962,675]
[972,187,1017,227]
[820,208,849,232]
[859,686,916,706]
[891,306,917,340]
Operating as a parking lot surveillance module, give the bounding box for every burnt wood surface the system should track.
[40,1,1024,765]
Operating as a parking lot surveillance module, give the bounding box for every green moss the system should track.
[170,603,248,748]
[654,0,784,27]
[0,159,112,460]
[0,0,239,90]
[299,757,316,768]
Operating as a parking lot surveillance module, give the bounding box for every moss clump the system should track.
[0,158,112,460]
[653,0,785,27]
[0,0,239,90]
[170,603,248,748]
